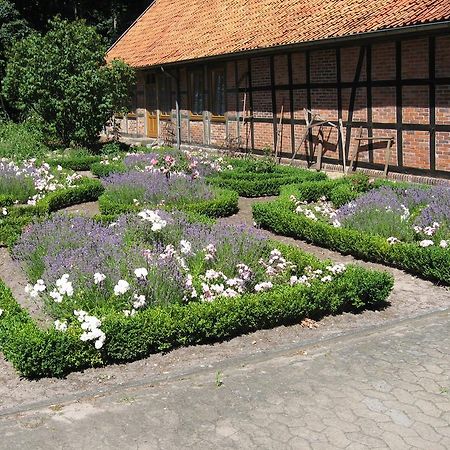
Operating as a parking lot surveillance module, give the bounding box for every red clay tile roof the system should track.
[107,0,450,68]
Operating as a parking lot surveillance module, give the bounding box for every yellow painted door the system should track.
[145,74,158,138]
[146,111,158,138]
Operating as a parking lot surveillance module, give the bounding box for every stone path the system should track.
[1,307,449,449]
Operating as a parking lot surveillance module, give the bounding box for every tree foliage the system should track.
[3,18,135,146]
[0,0,29,75]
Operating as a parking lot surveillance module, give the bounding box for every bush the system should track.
[3,18,134,146]
[99,183,238,218]
[0,177,104,246]
[90,161,126,177]
[208,163,327,197]
[253,190,450,284]
[0,242,393,377]
[293,174,370,205]
[46,147,103,171]
[0,120,48,160]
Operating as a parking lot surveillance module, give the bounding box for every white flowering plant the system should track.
[0,158,83,207]
[14,207,360,355]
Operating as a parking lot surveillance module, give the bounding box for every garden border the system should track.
[0,178,105,247]
[206,164,327,197]
[0,242,393,378]
[253,184,450,285]
[98,185,239,218]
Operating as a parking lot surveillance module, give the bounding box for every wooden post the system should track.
[384,138,394,177]
[347,126,363,174]
[339,118,346,173]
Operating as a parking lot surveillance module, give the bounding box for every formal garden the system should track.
[0,6,448,381]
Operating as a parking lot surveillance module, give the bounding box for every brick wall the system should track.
[126,30,450,178]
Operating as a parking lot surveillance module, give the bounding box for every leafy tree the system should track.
[3,18,135,146]
[0,0,30,115]
[0,0,29,75]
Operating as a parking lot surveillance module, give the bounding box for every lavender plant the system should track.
[101,170,214,211]
[15,208,352,338]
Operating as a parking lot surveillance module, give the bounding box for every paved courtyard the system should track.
[1,307,449,449]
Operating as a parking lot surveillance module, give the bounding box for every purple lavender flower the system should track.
[102,170,214,206]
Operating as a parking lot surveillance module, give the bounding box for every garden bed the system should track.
[206,158,327,197]
[0,158,104,246]
[98,170,238,218]
[0,209,393,378]
[253,177,450,284]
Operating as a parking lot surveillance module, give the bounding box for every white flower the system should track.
[134,267,148,279]
[114,279,130,295]
[203,243,217,261]
[440,240,448,248]
[54,319,67,332]
[321,275,333,282]
[123,309,136,317]
[223,288,239,298]
[0,309,3,317]
[419,240,434,248]
[326,263,346,275]
[204,269,224,281]
[50,290,64,303]
[25,279,46,298]
[180,240,192,254]
[137,209,167,231]
[35,279,46,292]
[94,272,106,284]
[2,207,7,216]
[76,310,105,349]
[57,165,63,171]
[332,219,341,228]
[55,274,73,297]
[133,294,146,309]
[387,237,400,245]
[254,281,273,292]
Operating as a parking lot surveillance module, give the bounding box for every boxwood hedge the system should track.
[207,163,327,197]
[253,184,450,284]
[98,186,239,219]
[0,178,104,247]
[0,242,393,378]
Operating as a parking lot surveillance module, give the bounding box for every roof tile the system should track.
[107,0,450,67]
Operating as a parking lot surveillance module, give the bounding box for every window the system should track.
[158,76,172,115]
[210,68,225,116]
[189,70,204,115]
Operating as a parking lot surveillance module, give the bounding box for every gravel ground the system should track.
[0,195,448,413]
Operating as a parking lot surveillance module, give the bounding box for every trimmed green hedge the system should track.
[207,164,327,197]
[47,155,102,171]
[253,185,450,285]
[0,242,393,378]
[0,178,104,247]
[98,186,239,219]
[90,161,126,177]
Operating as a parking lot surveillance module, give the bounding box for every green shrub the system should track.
[90,161,126,177]
[46,147,103,171]
[0,177,104,246]
[329,183,359,208]
[294,174,370,204]
[0,242,393,377]
[208,164,327,197]
[0,121,48,160]
[99,185,238,219]
[253,197,450,285]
